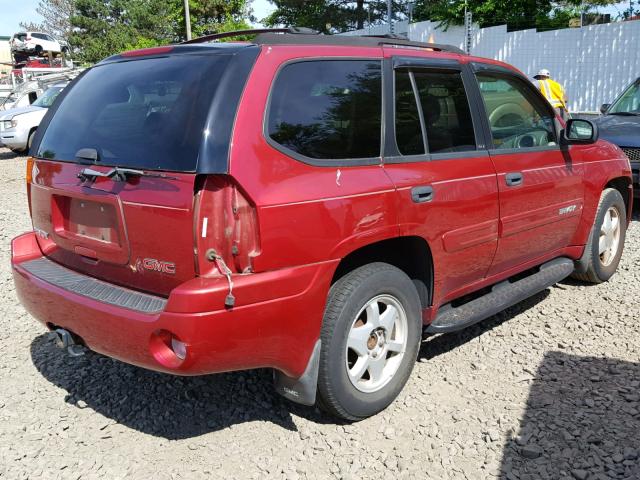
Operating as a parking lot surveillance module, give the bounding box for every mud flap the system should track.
[274,340,321,406]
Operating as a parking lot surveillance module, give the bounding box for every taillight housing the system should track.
[26,157,34,215]
[193,176,260,276]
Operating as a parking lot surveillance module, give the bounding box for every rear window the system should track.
[36,54,232,172]
[267,60,382,161]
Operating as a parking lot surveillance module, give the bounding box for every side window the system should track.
[413,71,476,154]
[394,69,476,156]
[33,33,45,40]
[268,60,382,160]
[395,70,425,156]
[476,74,557,149]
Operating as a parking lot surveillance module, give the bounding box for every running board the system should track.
[426,257,574,334]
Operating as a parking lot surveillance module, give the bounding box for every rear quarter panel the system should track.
[228,45,400,273]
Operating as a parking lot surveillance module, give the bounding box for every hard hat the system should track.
[534,69,551,79]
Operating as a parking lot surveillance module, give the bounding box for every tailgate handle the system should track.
[411,185,434,203]
[74,246,98,260]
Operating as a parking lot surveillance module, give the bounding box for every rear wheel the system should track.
[316,263,422,420]
[573,188,626,283]
[27,130,35,152]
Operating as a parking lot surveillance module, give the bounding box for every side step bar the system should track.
[426,257,574,334]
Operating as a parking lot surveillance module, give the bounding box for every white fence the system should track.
[344,19,640,113]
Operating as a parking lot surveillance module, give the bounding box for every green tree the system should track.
[264,0,407,34]
[412,0,618,31]
[70,0,253,64]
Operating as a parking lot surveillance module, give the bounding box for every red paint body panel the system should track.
[487,148,585,276]
[29,160,196,296]
[383,159,500,309]
[13,232,335,378]
[11,42,633,381]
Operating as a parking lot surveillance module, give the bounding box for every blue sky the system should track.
[0,0,43,36]
[0,0,632,36]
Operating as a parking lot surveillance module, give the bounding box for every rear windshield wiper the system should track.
[78,167,177,183]
[608,112,640,116]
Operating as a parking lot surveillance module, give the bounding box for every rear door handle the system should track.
[411,185,434,203]
[505,172,523,186]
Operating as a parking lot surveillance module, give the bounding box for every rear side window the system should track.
[394,69,476,156]
[414,71,476,154]
[267,60,382,161]
[476,74,557,149]
[36,55,233,171]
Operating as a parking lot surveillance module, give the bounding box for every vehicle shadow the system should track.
[418,289,550,361]
[500,352,640,479]
[29,333,336,439]
[0,148,20,160]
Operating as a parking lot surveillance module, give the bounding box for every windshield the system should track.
[36,54,232,172]
[609,81,640,114]
[32,86,63,108]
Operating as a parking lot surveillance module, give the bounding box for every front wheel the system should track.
[573,188,627,283]
[316,263,422,421]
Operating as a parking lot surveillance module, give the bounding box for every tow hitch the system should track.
[51,328,86,357]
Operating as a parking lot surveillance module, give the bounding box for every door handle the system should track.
[411,185,434,203]
[505,172,523,187]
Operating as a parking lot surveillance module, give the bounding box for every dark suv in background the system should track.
[597,78,640,197]
[11,29,632,421]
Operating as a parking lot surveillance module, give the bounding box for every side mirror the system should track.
[600,104,611,114]
[562,119,599,145]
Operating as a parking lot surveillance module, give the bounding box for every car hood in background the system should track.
[596,114,640,147]
[0,105,45,121]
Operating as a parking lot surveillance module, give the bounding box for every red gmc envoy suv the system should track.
[11,29,633,421]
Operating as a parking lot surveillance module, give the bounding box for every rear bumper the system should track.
[12,232,336,378]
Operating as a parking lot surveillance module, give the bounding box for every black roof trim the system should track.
[182,27,319,45]
[179,27,464,55]
[254,32,465,54]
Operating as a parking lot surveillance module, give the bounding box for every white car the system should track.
[10,32,68,55]
[0,83,66,152]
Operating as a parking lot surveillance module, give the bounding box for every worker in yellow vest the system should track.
[534,69,569,121]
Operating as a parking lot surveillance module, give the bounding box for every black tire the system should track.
[573,188,626,283]
[34,45,43,56]
[27,130,35,152]
[316,262,422,421]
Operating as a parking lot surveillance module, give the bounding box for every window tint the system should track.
[413,71,476,154]
[395,70,425,156]
[32,33,46,40]
[37,55,233,171]
[476,74,557,149]
[268,60,382,160]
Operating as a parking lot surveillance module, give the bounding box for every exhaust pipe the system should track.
[51,328,85,357]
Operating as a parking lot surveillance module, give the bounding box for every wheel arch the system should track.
[605,176,633,222]
[331,236,434,308]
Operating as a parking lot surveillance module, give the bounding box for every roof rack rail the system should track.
[252,32,465,54]
[181,27,319,45]
[180,27,465,55]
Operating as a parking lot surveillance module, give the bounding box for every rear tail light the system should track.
[26,157,34,215]
[26,157,34,184]
[193,175,260,277]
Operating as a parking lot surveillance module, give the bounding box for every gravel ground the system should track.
[0,147,639,480]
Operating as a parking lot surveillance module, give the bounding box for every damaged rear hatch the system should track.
[28,44,258,297]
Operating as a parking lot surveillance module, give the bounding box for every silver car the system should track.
[0,83,66,152]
